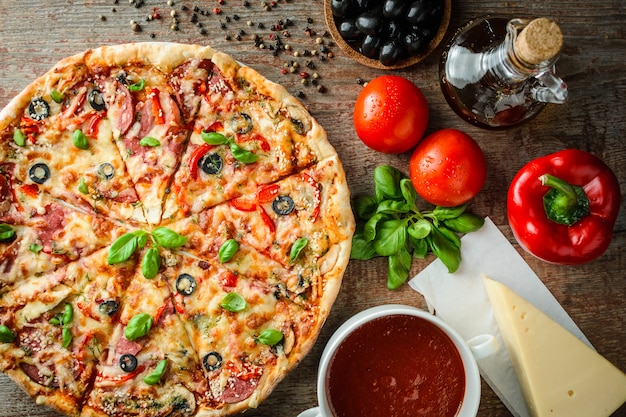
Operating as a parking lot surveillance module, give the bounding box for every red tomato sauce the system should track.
[325,314,466,417]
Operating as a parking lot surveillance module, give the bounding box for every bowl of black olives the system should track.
[325,0,451,69]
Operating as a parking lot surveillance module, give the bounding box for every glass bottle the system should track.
[440,17,568,129]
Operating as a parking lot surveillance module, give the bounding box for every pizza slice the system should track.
[0,71,146,224]
[161,51,338,223]
[82,248,210,417]
[0,188,131,296]
[90,60,191,225]
[167,156,354,304]
[159,251,324,415]
[0,246,137,416]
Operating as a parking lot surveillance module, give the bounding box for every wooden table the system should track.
[0,0,624,416]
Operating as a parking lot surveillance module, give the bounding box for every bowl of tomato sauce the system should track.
[298,304,496,417]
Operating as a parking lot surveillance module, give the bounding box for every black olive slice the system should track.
[88,89,107,111]
[272,195,295,215]
[117,72,128,85]
[199,153,223,175]
[97,163,115,180]
[231,113,253,134]
[175,273,197,296]
[202,351,223,372]
[98,299,120,317]
[28,163,51,184]
[119,353,138,373]
[28,98,50,121]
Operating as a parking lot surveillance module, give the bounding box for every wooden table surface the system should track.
[0,0,624,416]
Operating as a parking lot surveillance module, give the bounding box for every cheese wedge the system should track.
[482,275,626,417]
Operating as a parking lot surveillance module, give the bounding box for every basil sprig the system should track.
[49,303,74,348]
[289,237,308,263]
[0,224,16,241]
[0,325,16,343]
[221,292,247,312]
[107,228,186,279]
[201,131,258,164]
[72,129,89,150]
[256,329,283,346]
[218,239,239,263]
[350,165,484,290]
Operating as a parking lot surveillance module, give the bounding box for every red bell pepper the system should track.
[507,149,621,265]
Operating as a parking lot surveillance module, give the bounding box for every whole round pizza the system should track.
[0,42,354,416]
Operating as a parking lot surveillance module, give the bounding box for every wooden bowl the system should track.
[324,0,451,70]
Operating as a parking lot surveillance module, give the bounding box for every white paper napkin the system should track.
[409,217,592,417]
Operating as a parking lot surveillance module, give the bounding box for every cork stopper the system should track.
[514,18,563,64]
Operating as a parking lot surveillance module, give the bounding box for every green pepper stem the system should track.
[539,174,590,226]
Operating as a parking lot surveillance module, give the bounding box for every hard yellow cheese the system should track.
[482,275,626,417]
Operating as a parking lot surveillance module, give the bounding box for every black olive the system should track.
[202,351,223,372]
[403,31,426,55]
[406,0,428,25]
[28,98,50,121]
[338,19,362,41]
[231,113,253,134]
[354,0,379,12]
[175,273,197,296]
[28,163,50,185]
[98,300,120,316]
[97,163,115,180]
[382,0,406,19]
[355,12,383,36]
[88,89,107,111]
[272,195,295,215]
[330,0,353,18]
[360,34,383,59]
[119,353,138,372]
[117,73,128,85]
[379,39,406,66]
[384,19,406,41]
[199,153,223,175]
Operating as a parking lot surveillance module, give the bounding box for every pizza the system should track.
[0,42,354,417]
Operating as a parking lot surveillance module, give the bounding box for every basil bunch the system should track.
[201,131,258,164]
[350,165,484,290]
[108,227,187,279]
[49,303,74,348]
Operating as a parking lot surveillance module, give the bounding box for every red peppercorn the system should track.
[213,7,222,14]
[218,0,225,4]
[300,72,309,79]
[280,68,288,75]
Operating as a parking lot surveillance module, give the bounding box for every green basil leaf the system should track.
[289,237,308,263]
[201,131,229,145]
[72,129,89,150]
[399,178,418,210]
[433,205,466,221]
[143,359,168,385]
[78,177,89,194]
[13,129,26,147]
[142,247,161,279]
[443,214,485,234]
[427,227,462,273]
[376,200,410,215]
[128,79,145,92]
[363,213,386,242]
[50,89,64,103]
[221,292,247,312]
[125,313,153,341]
[0,224,15,242]
[49,316,61,326]
[62,303,73,325]
[29,243,43,254]
[354,195,378,220]
[151,227,187,249]
[230,142,258,164]
[62,326,73,348]
[256,329,283,346]
[374,219,407,257]
[411,237,428,259]
[107,233,138,265]
[218,239,240,263]
[134,230,148,249]
[387,245,412,290]
[373,165,403,202]
[350,232,378,260]
[0,325,16,343]
[408,219,432,240]
[438,226,462,249]
[139,136,161,147]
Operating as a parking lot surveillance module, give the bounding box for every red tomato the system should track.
[409,128,486,207]
[353,75,429,154]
